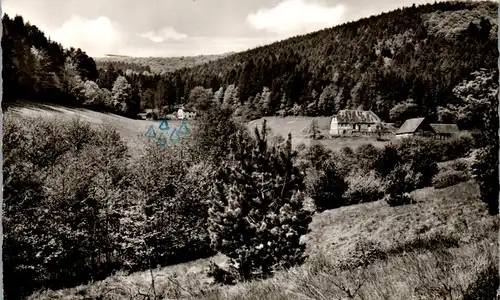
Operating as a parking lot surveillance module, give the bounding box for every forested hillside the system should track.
[2,14,98,104]
[2,13,142,118]
[3,1,498,128]
[100,0,496,126]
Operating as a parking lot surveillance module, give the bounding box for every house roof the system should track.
[334,110,382,124]
[430,123,460,134]
[395,117,427,134]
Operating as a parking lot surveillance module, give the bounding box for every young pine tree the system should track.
[208,120,312,282]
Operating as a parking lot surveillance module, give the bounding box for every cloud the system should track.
[137,26,188,43]
[49,16,126,57]
[247,0,345,36]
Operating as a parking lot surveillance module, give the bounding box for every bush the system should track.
[384,163,419,206]
[394,138,438,188]
[306,159,349,212]
[432,169,470,189]
[331,147,357,177]
[355,144,380,172]
[3,113,218,299]
[3,114,132,300]
[343,171,384,205]
[451,158,471,172]
[439,134,475,161]
[301,141,332,170]
[374,143,401,177]
[385,192,416,207]
[130,145,214,269]
[471,146,499,215]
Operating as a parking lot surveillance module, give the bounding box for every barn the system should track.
[394,117,435,139]
[429,123,460,139]
[329,110,382,136]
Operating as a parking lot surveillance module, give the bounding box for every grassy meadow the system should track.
[248,116,390,150]
[12,103,391,156]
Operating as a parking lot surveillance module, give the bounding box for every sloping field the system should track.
[7,103,188,156]
[29,181,498,300]
[9,105,390,156]
[248,116,390,151]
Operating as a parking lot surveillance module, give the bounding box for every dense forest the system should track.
[3,1,498,127]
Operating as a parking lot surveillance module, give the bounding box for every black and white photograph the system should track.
[1,0,499,299]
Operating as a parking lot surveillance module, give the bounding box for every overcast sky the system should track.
[3,0,446,57]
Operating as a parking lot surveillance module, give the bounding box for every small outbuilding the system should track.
[429,123,460,139]
[394,117,435,139]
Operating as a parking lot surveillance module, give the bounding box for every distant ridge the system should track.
[94,52,232,74]
[104,54,132,58]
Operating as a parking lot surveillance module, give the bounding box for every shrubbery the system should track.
[129,144,214,269]
[384,163,419,206]
[440,134,475,161]
[354,144,381,172]
[3,114,216,299]
[432,169,470,189]
[432,158,472,189]
[395,138,439,188]
[306,159,348,212]
[3,115,132,299]
[343,171,384,205]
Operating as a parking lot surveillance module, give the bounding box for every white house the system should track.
[329,110,382,135]
[177,106,196,120]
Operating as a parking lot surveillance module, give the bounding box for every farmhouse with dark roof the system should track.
[329,109,382,135]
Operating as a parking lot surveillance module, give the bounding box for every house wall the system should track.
[330,118,379,135]
[177,109,185,119]
[330,118,353,135]
[330,117,339,135]
[359,123,377,132]
[395,133,414,139]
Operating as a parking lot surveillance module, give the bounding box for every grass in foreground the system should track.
[28,181,498,300]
